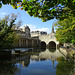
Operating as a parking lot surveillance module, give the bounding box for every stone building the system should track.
[15,25,61,49]
[15,25,39,48]
[38,25,59,49]
[23,26,31,37]
[31,31,47,37]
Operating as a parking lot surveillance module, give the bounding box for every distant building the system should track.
[15,25,39,48]
[15,25,62,49]
[16,25,31,37]
[23,26,31,37]
[31,30,47,37]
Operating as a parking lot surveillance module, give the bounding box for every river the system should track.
[0,48,74,75]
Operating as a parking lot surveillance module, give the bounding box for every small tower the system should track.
[23,25,31,37]
[51,25,55,33]
[25,25,31,37]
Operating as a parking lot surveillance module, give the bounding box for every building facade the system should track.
[15,26,39,48]
[15,25,61,49]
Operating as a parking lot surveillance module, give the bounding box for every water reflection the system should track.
[0,48,74,75]
[0,60,17,75]
[56,57,75,75]
[49,48,56,52]
[30,49,67,63]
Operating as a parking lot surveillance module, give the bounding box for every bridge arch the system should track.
[48,41,56,49]
[40,41,46,49]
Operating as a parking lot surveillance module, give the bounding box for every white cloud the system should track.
[1,13,6,15]
[22,24,51,34]
[27,24,36,30]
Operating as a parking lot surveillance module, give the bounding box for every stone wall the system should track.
[39,33,59,45]
[15,37,39,48]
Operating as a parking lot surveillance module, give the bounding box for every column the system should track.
[26,40,28,47]
[37,39,39,45]
[19,39,21,47]
[32,40,34,47]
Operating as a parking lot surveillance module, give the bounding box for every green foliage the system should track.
[56,57,74,75]
[54,16,75,44]
[0,3,2,8]
[0,14,20,50]
[0,0,75,21]
[22,0,74,21]
[0,0,22,9]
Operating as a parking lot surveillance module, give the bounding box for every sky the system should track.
[0,5,57,34]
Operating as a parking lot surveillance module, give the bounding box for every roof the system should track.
[25,26,30,29]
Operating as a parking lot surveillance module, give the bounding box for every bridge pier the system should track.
[56,44,58,49]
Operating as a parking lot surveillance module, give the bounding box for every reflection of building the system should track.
[15,25,61,49]
[24,55,30,67]
[12,55,30,68]
[30,49,67,66]
[30,48,67,68]
[11,48,67,68]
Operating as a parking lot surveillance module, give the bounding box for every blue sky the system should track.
[0,5,57,34]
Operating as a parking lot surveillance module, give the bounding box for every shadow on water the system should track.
[0,51,11,60]
[0,58,18,75]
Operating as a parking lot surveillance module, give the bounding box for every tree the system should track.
[0,0,75,21]
[0,14,21,50]
[54,16,75,44]
[22,0,75,21]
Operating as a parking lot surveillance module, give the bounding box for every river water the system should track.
[0,48,74,75]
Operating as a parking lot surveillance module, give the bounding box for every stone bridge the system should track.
[39,31,59,49]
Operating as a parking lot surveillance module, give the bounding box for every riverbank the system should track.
[11,48,33,54]
[60,47,75,57]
